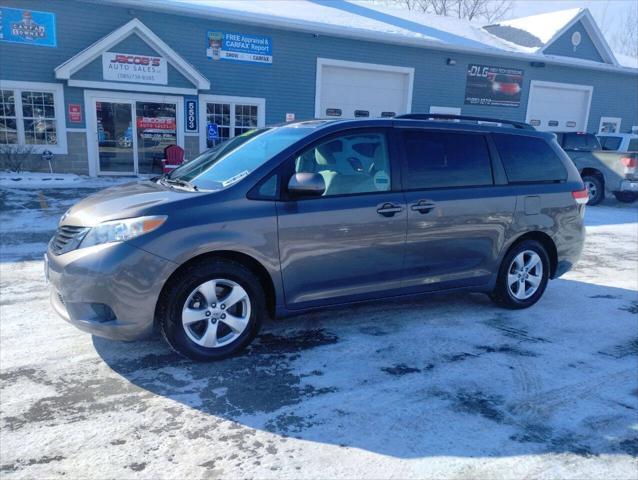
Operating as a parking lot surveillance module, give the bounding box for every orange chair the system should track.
[161,145,185,174]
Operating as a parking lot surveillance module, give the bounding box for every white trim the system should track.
[84,89,184,176]
[55,18,210,90]
[314,58,414,119]
[67,128,87,133]
[198,94,266,153]
[429,106,461,115]
[68,79,197,95]
[598,116,622,133]
[94,0,636,75]
[525,80,593,132]
[539,9,618,66]
[0,80,68,154]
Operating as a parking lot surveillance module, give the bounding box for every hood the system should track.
[60,180,199,227]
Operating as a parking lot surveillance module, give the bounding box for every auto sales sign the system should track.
[102,52,168,85]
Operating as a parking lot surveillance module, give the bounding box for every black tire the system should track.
[490,240,550,309]
[613,191,637,203]
[158,258,266,361]
[582,175,604,206]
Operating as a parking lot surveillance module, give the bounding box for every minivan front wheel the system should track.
[159,259,266,361]
[490,240,550,309]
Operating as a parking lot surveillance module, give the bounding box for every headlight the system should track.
[80,216,167,248]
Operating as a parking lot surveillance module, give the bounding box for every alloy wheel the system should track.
[181,279,251,348]
[584,180,597,203]
[507,250,543,300]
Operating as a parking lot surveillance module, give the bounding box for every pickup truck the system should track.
[555,132,638,205]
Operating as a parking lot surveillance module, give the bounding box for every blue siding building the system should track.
[1,0,636,175]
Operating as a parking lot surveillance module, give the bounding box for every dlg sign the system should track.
[185,99,198,133]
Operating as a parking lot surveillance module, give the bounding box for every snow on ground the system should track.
[0,182,637,479]
[0,171,130,189]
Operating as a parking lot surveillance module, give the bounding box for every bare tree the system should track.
[383,0,512,23]
[0,145,36,173]
[612,4,638,59]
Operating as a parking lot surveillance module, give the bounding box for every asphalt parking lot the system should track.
[1,180,637,479]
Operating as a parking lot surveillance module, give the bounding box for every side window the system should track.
[257,173,278,198]
[401,130,493,190]
[294,132,391,196]
[493,134,567,183]
[563,133,600,151]
[627,139,638,152]
[601,136,622,151]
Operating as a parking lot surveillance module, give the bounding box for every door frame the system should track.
[85,90,184,176]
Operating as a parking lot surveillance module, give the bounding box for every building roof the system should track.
[97,0,637,72]
[490,8,583,45]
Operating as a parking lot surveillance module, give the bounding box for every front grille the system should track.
[51,225,88,255]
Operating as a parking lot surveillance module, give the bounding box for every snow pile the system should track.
[0,172,134,189]
[495,8,582,45]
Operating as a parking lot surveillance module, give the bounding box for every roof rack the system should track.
[394,113,535,130]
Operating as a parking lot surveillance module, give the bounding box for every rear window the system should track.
[598,136,622,151]
[562,133,601,151]
[493,134,567,184]
[401,130,493,189]
[628,139,638,152]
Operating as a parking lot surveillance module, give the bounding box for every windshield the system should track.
[168,127,310,190]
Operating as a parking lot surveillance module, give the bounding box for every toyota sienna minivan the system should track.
[46,115,587,361]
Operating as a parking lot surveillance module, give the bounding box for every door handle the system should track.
[411,200,436,214]
[377,203,403,217]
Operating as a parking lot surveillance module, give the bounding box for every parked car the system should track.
[555,132,638,204]
[46,115,587,361]
[596,132,638,153]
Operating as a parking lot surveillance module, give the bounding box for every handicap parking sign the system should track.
[207,123,218,141]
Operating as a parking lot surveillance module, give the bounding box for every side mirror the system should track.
[287,172,325,197]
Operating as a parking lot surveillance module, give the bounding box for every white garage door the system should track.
[316,59,413,119]
[526,81,593,132]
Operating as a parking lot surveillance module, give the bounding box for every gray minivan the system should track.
[46,115,587,361]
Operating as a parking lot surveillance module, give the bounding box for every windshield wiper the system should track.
[160,177,199,191]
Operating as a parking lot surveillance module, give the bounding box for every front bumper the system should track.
[46,240,177,341]
[619,180,638,192]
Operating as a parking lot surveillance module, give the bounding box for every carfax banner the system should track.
[464,64,524,107]
[0,7,57,47]
[206,31,272,64]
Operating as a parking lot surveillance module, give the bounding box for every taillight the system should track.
[620,156,636,168]
[572,188,588,204]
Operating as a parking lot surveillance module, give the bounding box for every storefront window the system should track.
[234,104,258,137]
[206,103,231,147]
[204,99,262,149]
[0,83,65,152]
[0,89,18,144]
[135,101,177,174]
[22,91,57,146]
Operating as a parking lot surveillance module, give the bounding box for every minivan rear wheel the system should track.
[158,259,266,361]
[490,240,550,309]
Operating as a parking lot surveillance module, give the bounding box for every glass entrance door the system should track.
[95,100,135,174]
[135,101,177,174]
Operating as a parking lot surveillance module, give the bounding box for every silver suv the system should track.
[46,115,587,361]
